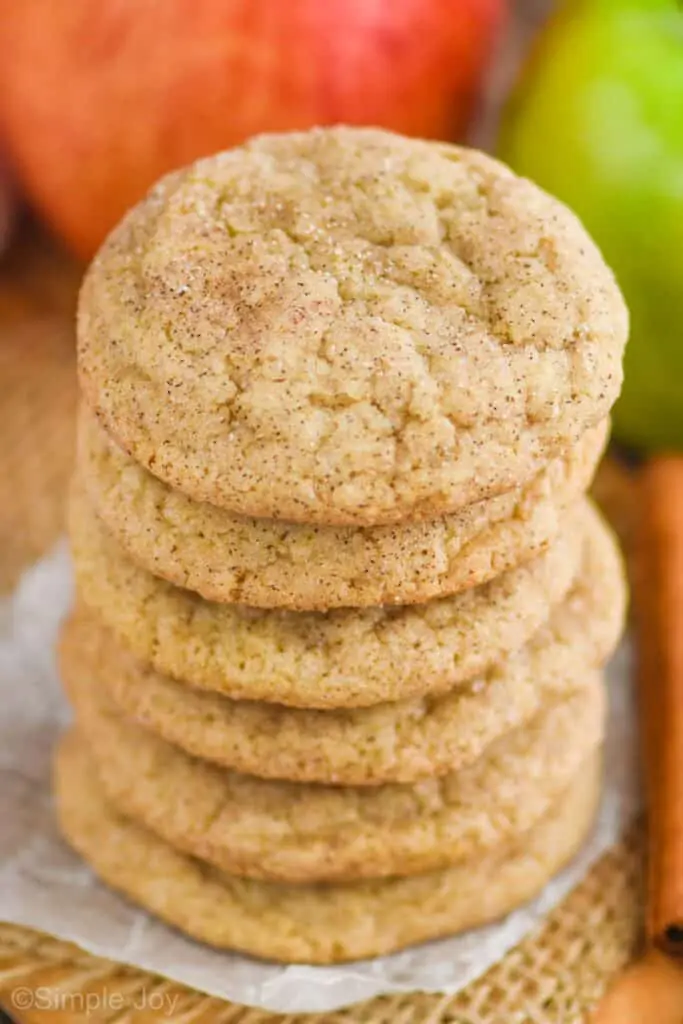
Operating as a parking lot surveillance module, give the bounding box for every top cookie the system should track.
[78,127,627,525]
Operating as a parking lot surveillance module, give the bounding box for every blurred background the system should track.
[0,0,555,258]
[0,0,676,583]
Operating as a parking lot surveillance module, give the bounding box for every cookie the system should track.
[55,732,601,964]
[77,127,627,526]
[61,526,624,786]
[69,491,608,709]
[67,662,604,883]
[79,406,607,609]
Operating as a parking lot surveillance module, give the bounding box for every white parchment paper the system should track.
[0,544,640,1014]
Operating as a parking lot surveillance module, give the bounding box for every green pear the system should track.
[499,0,683,451]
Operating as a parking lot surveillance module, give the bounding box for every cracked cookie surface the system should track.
[68,661,604,883]
[55,733,601,964]
[77,127,627,525]
[79,407,607,609]
[69,488,595,708]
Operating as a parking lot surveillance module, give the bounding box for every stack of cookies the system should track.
[56,128,629,965]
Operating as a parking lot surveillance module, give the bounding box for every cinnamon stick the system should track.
[637,456,683,956]
[592,949,683,1023]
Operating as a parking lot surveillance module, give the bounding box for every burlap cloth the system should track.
[0,227,644,1023]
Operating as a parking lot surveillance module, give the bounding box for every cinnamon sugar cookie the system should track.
[68,663,604,883]
[61,530,624,785]
[77,127,627,525]
[79,407,607,609]
[55,733,601,964]
[69,489,602,708]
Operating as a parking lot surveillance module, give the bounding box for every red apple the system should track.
[0,0,504,259]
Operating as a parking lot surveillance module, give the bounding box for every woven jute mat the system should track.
[0,227,644,1023]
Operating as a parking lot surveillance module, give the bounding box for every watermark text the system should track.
[11,985,181,1015]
